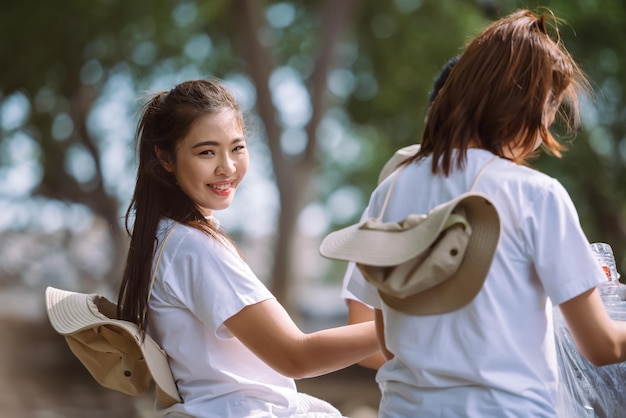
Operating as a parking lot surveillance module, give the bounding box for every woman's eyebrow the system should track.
[191,138,245,149]
[191,140,219,149]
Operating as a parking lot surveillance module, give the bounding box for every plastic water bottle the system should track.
[590,242,621,303]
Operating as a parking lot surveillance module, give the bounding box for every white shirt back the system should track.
[348,149,605,417]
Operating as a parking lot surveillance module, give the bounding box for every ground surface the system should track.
[0,317,380,418]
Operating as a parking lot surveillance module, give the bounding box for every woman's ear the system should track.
[155,146,175,173]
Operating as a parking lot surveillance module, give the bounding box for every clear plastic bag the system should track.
[554,301,626,418]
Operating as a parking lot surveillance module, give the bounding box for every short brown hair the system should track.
[417,9,590,175]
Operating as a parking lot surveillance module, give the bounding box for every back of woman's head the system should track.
[420,9,590,174]
[119,79,243,329]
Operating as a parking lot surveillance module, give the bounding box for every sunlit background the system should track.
[1,0,626,416]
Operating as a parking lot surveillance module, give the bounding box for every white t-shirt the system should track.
[340,209,371,307]
[346,149,605,417]
[147,219,300,418]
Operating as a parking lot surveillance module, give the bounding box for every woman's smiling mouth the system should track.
[208,181,234,196]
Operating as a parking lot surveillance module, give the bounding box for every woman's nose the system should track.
[216,155,236,175]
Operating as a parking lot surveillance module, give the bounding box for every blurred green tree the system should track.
[1,0,625,315]
[329,0,626,279]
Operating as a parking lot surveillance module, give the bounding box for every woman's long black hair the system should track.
[117,79,243,334]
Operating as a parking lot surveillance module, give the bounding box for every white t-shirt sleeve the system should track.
[342,261,381,310]
[340,261,357,301]
[346,266,382,309]
[340,205,382,308]
[340,206,368,302]
[163,228,275,339]
[526,178,605,305]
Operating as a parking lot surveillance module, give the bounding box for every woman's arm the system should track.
[374,308,394,360]
[346,300,387,369]
[559,287,626,366]
[224,298,379,379]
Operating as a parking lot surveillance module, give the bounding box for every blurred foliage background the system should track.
[1,0,625,415]
[3,0,625,305]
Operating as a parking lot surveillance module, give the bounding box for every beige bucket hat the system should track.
[45,286,181,406]
[320,192,500,315]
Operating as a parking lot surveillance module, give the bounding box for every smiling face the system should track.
[158,109,248,217]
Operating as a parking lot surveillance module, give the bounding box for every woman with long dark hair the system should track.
[118,79,378,417]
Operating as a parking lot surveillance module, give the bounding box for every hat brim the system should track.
[45,287,181,403]
[378,195,499,315]
[320,193,486,266]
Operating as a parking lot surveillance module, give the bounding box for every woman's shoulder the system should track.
[155,219,249,286]
[480,159,574,214]
[483,155,559,187]
[158,218,232,255]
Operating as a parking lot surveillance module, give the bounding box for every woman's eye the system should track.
[199,149,215,156]
[233,145,246,152]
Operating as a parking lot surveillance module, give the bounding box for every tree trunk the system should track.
[230,0,357,313]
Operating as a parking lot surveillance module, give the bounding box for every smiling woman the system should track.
[155,110,249,216]
[106,79,379,418]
